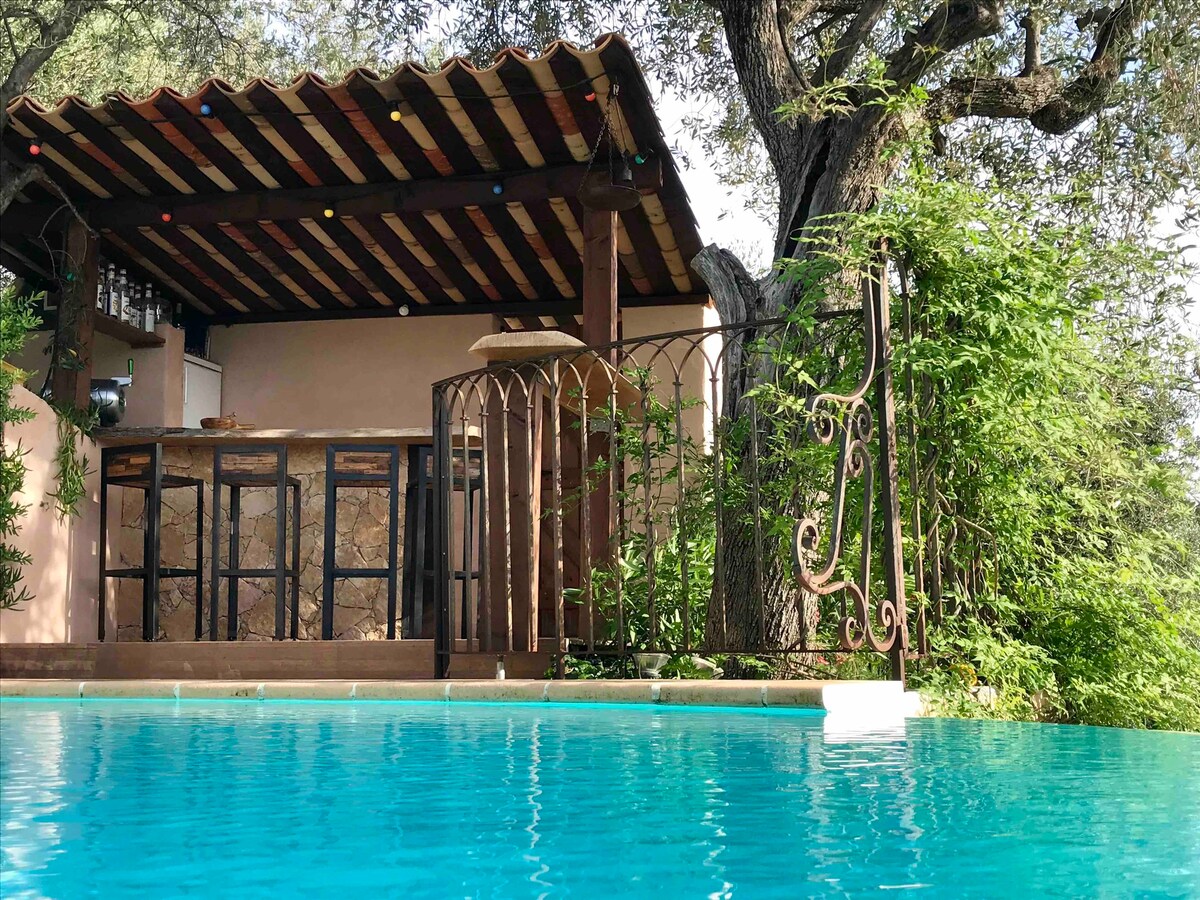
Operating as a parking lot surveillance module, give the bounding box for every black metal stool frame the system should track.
[321,444,401,640]
[403,445,482,641]
[209,444,300,641]
[99,443,204,642]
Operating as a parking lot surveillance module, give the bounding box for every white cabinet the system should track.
[182,354,222,427]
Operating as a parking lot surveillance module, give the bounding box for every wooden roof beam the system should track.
[205,291,707,326]
[9,160,663,229]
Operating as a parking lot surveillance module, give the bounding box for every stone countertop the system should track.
[94,426,477,447]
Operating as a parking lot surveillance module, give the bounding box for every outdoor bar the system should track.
[1,34,714,679]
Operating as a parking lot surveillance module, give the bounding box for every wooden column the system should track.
[50,217,98,410]
[484,380,543,652]
[581,208,618,350]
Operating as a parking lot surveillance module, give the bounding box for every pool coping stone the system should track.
[0,678,923,715]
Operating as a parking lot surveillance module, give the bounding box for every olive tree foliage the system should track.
[0,0,437,214]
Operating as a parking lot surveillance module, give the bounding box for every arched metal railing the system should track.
[430,274,913,679]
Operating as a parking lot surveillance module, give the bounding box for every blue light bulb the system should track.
[199,103,213,117]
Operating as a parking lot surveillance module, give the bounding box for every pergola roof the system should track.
[1,33,706,327]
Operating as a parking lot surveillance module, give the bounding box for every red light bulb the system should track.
[161,211,173,223]
[28,140,41,156]
[585,91,596,102]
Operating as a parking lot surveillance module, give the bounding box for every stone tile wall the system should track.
[116,445,406,641]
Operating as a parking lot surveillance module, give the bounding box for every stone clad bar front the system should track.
[98,428,446,643]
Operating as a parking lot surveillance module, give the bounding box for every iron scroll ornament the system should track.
[791,275,901,653]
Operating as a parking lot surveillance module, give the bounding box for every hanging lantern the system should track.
[577,83,641,212]
[579,153,640,211]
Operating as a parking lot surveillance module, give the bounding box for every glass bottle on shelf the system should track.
[118,269,129,322]
[143,283,156,332]
[131,284,143,328]
[106,263,117,316]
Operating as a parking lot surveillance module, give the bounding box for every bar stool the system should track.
[321,444,401,639]
[99,443,204,641]
[209,445,300,641]
[402,445,482,640]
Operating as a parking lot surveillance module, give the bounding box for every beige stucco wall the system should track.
[109,326,186,427]
[207,305,714,431]
[0,386,113,643]
[7,326,184,427]
[208,315,496,430]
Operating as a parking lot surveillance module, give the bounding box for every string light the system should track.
[160,211,173,223]
[28,140,41,156]
[492,182,504,195]
[398,304,410,316]
[20,76,617,144]
[323,208,335,218]
[634,152,647,164]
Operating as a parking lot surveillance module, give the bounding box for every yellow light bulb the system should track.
[323,208,334,219]
[389,108,402,122]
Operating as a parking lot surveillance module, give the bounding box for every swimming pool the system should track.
[1,700,1197,898]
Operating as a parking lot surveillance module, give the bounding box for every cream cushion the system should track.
[467,330,585,362]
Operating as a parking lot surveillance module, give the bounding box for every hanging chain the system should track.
[580,82,620,196]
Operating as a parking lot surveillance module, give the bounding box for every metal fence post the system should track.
[432,388,453,679]
[873,263,909,682]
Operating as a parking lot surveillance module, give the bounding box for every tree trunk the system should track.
[694,144,903,667]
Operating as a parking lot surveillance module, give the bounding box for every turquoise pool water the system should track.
[1,701,1197,898]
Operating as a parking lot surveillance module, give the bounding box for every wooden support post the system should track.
[484,381,543,652]
[582,208,619,351]
[50,217,97,410]
[581,208,619,631]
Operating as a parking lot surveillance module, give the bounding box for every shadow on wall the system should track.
[1,386,106,643]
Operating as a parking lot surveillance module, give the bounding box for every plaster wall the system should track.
[0,386,114,643]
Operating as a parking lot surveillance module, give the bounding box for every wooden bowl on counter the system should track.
[201,416,239,430]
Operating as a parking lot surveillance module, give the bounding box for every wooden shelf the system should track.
[93,312,164,348]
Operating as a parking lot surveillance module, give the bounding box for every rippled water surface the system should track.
[1,700,1197,898]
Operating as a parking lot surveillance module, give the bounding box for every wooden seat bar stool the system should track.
[99,443,204,641]
[209,445,300,641]
[321,445,401,640]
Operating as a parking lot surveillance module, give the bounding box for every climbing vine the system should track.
[47,401,96,521]
[1,287,41,609]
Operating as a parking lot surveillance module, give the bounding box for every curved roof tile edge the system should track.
[5,32,633,117]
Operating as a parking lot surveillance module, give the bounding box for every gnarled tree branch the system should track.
[0,0,99,134]
[883,0,1004,89]
[717,0,814,174]
[927,0,1148,134]
[811,0,885,88]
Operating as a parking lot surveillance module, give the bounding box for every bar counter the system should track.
[93,427,446,447]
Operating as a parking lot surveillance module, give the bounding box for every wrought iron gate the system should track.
[431,269,915,680]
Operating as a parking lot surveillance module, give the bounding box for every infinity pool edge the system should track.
[0,677,925,716]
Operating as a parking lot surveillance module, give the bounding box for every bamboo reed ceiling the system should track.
[1,34,706,326]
